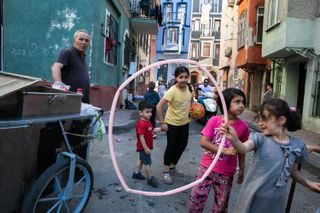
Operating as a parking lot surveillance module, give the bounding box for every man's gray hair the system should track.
[73,29,90,39]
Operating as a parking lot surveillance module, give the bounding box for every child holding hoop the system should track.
[156,66,194,185]
[188,88,250,212]
[220,98,320,212]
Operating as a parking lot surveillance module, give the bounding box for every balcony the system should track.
[191,29,215,39]
[162,12,186,25]
[262,18,315,58]
[130,0,160,35]
[162,44,181,53]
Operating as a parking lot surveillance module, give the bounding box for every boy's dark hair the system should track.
[217,88,246,112]
[148,81,156,90]
[138,101,153,111]
[174,66,193,93]
[259,98,302,132]
[266,82,273,88]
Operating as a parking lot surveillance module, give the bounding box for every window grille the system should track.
[123,34,130,68]
[238,11,246,48]
[104,10,118,65]
[312,62,320,117]
[267,0,279,28]
[256,7,264,43]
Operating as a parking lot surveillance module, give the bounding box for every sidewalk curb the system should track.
[102,109,139,134]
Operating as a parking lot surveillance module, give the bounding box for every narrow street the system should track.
[85,121,320,213]
[1,0,320,212]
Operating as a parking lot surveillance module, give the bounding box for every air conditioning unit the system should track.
[225,47,232,57]
[228,0,235,7]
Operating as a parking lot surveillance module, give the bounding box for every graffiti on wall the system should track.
[47,8,80,38]
[9,39,63,57]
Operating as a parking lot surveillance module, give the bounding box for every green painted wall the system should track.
[262,18,314,58]
[3,0,130,87]
[284,64,299,107]
[315,17,320,55]
[303,60,320,133]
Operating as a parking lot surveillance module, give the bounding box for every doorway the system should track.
[296,63,306,115]
[190,72,198,85]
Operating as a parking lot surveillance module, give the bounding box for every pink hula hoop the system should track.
[108,59,228,196]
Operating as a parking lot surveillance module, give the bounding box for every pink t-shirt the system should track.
[200,116,250,176]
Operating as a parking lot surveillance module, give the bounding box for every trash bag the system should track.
[125,99,137,110]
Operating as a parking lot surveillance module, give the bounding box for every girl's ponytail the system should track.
[287,109,302,132]
[187,83,193,93]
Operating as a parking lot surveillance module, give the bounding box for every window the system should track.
[191,43,198,58]
[177,4,186,24]
[194,19,200,31]
[200,0,220,13]
[267,0,279,28]
[256,7,264,43]
[214,44,220,60]
[193,0,200,12]
[202,42,211,57]
[104,9,118,65]
[123,32,130,68]
[209,19,212,30]
[166,27,178,45]
[162,29,166,45]
[213,0,219,13]
[214,19,221,32]
[163,3,173,22]
[238,11,246,48]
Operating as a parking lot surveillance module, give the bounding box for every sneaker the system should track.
[153,133,157,139]
[163,172,173,185]
[132,172,146,180]
[170,168,184,177]
[147,176,159,188]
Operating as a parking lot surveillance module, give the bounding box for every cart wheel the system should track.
[22,157,93,213]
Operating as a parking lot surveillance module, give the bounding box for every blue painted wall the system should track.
[154,0,192,82]
[156,0,191,55]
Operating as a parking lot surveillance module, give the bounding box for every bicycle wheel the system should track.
[22,157,93,213]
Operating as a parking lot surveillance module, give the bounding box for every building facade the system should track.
[219,0,244,91]
[188,0,222,85]
[154,0,192,85]
[262,0,320,133]
[1,0,159,110]
[234,0,267,111]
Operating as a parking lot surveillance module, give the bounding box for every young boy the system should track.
[143,81,160,138]
[132,101,161,187]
